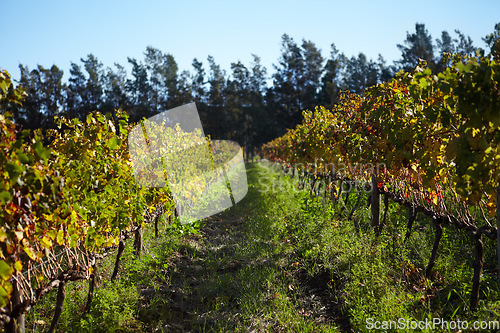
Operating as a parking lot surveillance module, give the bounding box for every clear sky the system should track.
[1,0,499,83]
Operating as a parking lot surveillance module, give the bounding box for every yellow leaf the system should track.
[23,246,36,260]
[40,236,53,249]
[56,230,64,245]
[14,261,22,272]
[47,229,57,240]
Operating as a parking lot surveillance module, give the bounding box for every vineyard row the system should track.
[262,52,500,311]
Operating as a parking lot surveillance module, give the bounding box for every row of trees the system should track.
[7,22,500,155]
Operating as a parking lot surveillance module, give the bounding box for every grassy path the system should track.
[141,162,350,332]
[27,161,500,332]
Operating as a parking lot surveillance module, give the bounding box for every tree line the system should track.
[6,22,500,156]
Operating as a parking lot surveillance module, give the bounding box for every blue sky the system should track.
[1,0,499,83]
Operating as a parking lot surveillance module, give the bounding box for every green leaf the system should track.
[119,119,128,136]
[33,141,51,161]
[0,282,13,307]
[418,77,427,89]
[69,234,79,248]
[0,191,12,204]
[15,151,31,164]
[0,260,14,281]
[0,80,8,94]
[5,162,23,185]
[107,137,120,150]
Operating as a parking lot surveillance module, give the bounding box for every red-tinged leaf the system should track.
[4,242,15,255]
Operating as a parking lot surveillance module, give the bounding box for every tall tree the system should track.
[435,30,455,71]
[247,55,271,151]
[454,30,475,56]
[225,60,250,144]
[39,65,65,128]
[190,58,208,133]
[66,62,87,120]
[377,54,395,83]
[317,44,341,110]
[341,53,379,94]
[269,34,303,133]
[224,55,270,157]
[301,39,324,109]
[191,58,207,104]
[175,70,193,106]
[102,63,129,114]
[397,23,435,72]
[16,64,65,129]
[483,22,500,59]
[127,57,151,122]
[16,65,44,128]
[269,34,324,133]
[206,55,227,139]
[161,53,180,109]
[144,46,165,114]
[81,54,104,112]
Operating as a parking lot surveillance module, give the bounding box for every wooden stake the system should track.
[470,232,484,311]
[48,281,66,333]
[425,219,443,277]
[371,174,380,228]
[496,185,500,290]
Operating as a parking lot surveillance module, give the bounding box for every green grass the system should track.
[25,161,500,332]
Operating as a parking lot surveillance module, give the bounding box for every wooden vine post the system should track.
[4,275,25,333]
[48,281,66,333]
[470,231,484,311]
[381,194,390,227]
[85,263,97,314]
[371,173,380,229]
[425,218,443,277]
[134,224,143,259]
[497,185,500,291]
[404,206,416,242]
[111,235,126,282]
